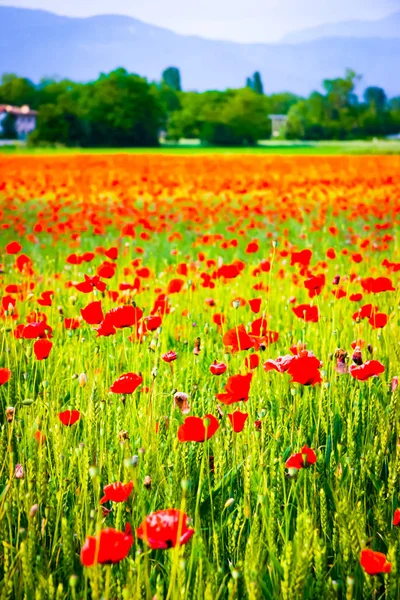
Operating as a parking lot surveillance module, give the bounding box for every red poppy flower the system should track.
[217,264,240,279]
[263,355,294,373]
[105,247,118,260]
[332,288,346,299]
[136,509,194,550]
[291,249,312,267]
[162,351,177,363]
[80,523,133,566]
[64,318,80,330]
[178,414,219,442]
[0,368,11,385]
[110,372,143,394]
[216,373,252,405]
[304,274,325,297]
[286,445,317,470]
[58,410,81,426]
[393,509,400,527]
[209,361,227,375]
[37,291,54,307]
[151,294,171,316]
[292,304,319,323]
[95,319,116,337]
[228,411,249,432]
[105,305,143,328]
[97,263,117,279]
[75,275,107,294]
[15,254,33,274]
[244,354,259,370]
[349,360,385,381]
[33,339,53,360]
[368,313,388,329]
[143,315,162,331]
[213,313,225,326]
[167,278,185,294]
[34,430,46,444]
[81,301,104,325]
[349,293,363,302]
[22,321,51,339]
[6,241,22,254]
[248,298,262,313]
[249,317,268,337]
[360,549,391,576]
[223,325,255,353]
[286,352,322,386]
[100,481,133,504]
[352,304,379,321]
[361,277,395,294]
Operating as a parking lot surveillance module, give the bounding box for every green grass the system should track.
[1,139,400,156]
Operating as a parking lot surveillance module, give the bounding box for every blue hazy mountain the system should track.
[1,6,399,96]
[282,12,400,43]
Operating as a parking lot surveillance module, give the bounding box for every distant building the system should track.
[269,114,288,138]
[0,104,38,140]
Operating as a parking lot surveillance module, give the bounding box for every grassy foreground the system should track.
[1,139,400,156]
[0,153,400,599]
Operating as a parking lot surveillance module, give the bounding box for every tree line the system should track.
[0,67,399,146]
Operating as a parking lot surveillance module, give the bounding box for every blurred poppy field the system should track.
[0,152,400,599]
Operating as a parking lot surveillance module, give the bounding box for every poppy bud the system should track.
[367,344,373,355]
[151,366,157,378]
[173,392,190,414]
[352,347,363,366]
[57,306,64,315]
[119,430,129,442]
[392,377,399,393]
[232,300,241,309]
[29,504,39,518]
[332,275,340,285]
[143,476,152,489]
[5,406,15,423]
[15,464,24,479]
[78,373,87,387]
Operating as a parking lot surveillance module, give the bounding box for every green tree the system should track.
[246,72,264,95]
[162,67,182,92]
[364,87,387,113]
[80,69,164,147]
[253,72,264,95]
[0,74,37,108]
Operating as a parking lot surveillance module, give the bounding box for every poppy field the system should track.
[0,152,400,599]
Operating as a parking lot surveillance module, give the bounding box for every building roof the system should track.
[0,104,38,116]
[268,114,288,120]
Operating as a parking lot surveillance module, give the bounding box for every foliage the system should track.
[1,68,400,146]
[162,66,182,92]
[246,71,264,95]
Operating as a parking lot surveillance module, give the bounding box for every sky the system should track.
[1,0,400,42]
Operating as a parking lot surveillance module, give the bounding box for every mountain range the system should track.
[1,5,400,96]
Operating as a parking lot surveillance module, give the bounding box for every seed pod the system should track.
[5,406,15,423]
